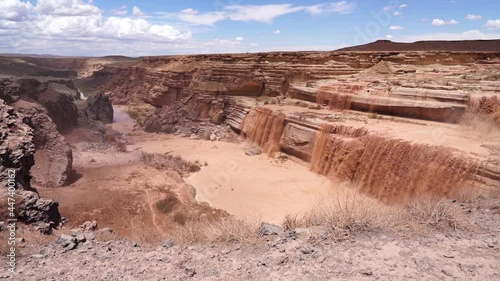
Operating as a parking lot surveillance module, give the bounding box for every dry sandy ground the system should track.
[135,138,336,225]
[38,106,340,242]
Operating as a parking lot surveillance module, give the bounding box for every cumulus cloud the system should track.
[432,18,459,26]
[389,25,404,30]
[386,34,393,39]
[399,4,408,9]
[0,0,34,21]
[465,14,482,20]
[393,11,403,16]
[485,19,500,30]
[0,0,200,56]
[236,36,244,41]
[37,0,100,16]
[132,6,146,17]
[274,29,281,34]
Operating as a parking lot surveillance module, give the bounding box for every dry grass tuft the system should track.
[405,197,468,231]
[103,128,128,152]
[167,216,262,244]
[283,191,397,240]
[155,191,181,214]
[142,153,202,176]
[282,190,471,240]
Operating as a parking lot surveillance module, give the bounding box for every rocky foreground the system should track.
[4,200,500,281]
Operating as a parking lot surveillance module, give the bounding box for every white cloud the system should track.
[132,6,146,17]
[274,29,281,34]
[236,36,244,41]
[465,14,482,20]
[393,11,402,16]
[306,1,356,15]
[0,0,197,56]
[225,4,303,23]
[0,0,34,21]
[386,34,393,39]
[37,0,100,16]
[432,18,458,26]
[399,4,408,9]
[432,19,446,26]
[169,8,226,26]
[485,19,500,30]
[110,5,127,16]
[402,30,500,41]
[165,2,356,26]
[250,43,258,47]
[389,25,404,30]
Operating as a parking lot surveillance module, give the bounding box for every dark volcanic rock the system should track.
[86,92,114,124]
[0,99,35,190]
[14,101,73,187]
[0,100,61,228]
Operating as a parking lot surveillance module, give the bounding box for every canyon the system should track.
[0,40,500,280]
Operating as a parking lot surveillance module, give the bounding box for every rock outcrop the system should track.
[14,101,73,187]
[85,92,114,124]
[0,100,61,229]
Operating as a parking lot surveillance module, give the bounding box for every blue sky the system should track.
[0,0,499,56]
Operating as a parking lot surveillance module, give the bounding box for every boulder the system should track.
[14,102,73,187]
[86,92,114,124]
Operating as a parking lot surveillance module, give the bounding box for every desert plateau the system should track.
[1,1,500,280]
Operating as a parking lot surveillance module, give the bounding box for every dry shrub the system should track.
[103,128,127,152]
[127,106,144,124]
[142,153,202,176]
[283,190,472,240]
[167,216,262,244]
[155,191,181,214]
[404,197,468,231]
[283,191,397,240]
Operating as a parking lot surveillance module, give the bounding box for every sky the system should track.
[0,0,499,56]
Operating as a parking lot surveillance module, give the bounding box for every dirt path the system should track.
[144,189,163,235]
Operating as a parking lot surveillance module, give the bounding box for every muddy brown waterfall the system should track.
[240,107,286,155]
[310,124,480,203]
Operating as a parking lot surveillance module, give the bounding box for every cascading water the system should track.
[240,107,286,155]
[310,124,479,203]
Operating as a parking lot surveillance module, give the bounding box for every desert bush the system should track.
[142,153,202,176]
[404,197,468,231]
[155,191,181,214]
[127,106,143,121]
[103,128,128,152]
[283,190,471,240]
[167,216,262,244]
[283,191,396,240]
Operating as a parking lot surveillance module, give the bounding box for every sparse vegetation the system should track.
[282,190,470,241]
[167,216,262,244]
[142,152,202,176]
[103,127,128,152]
[405,197,467,231]
[155,191,181,214]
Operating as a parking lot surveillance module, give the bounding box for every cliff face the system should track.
[84,51,500,124]
[2,48,499,202]
[0,100,61,230]
[74,50,500,200]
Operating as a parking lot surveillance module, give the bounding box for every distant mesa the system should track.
[336,39,500,52]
